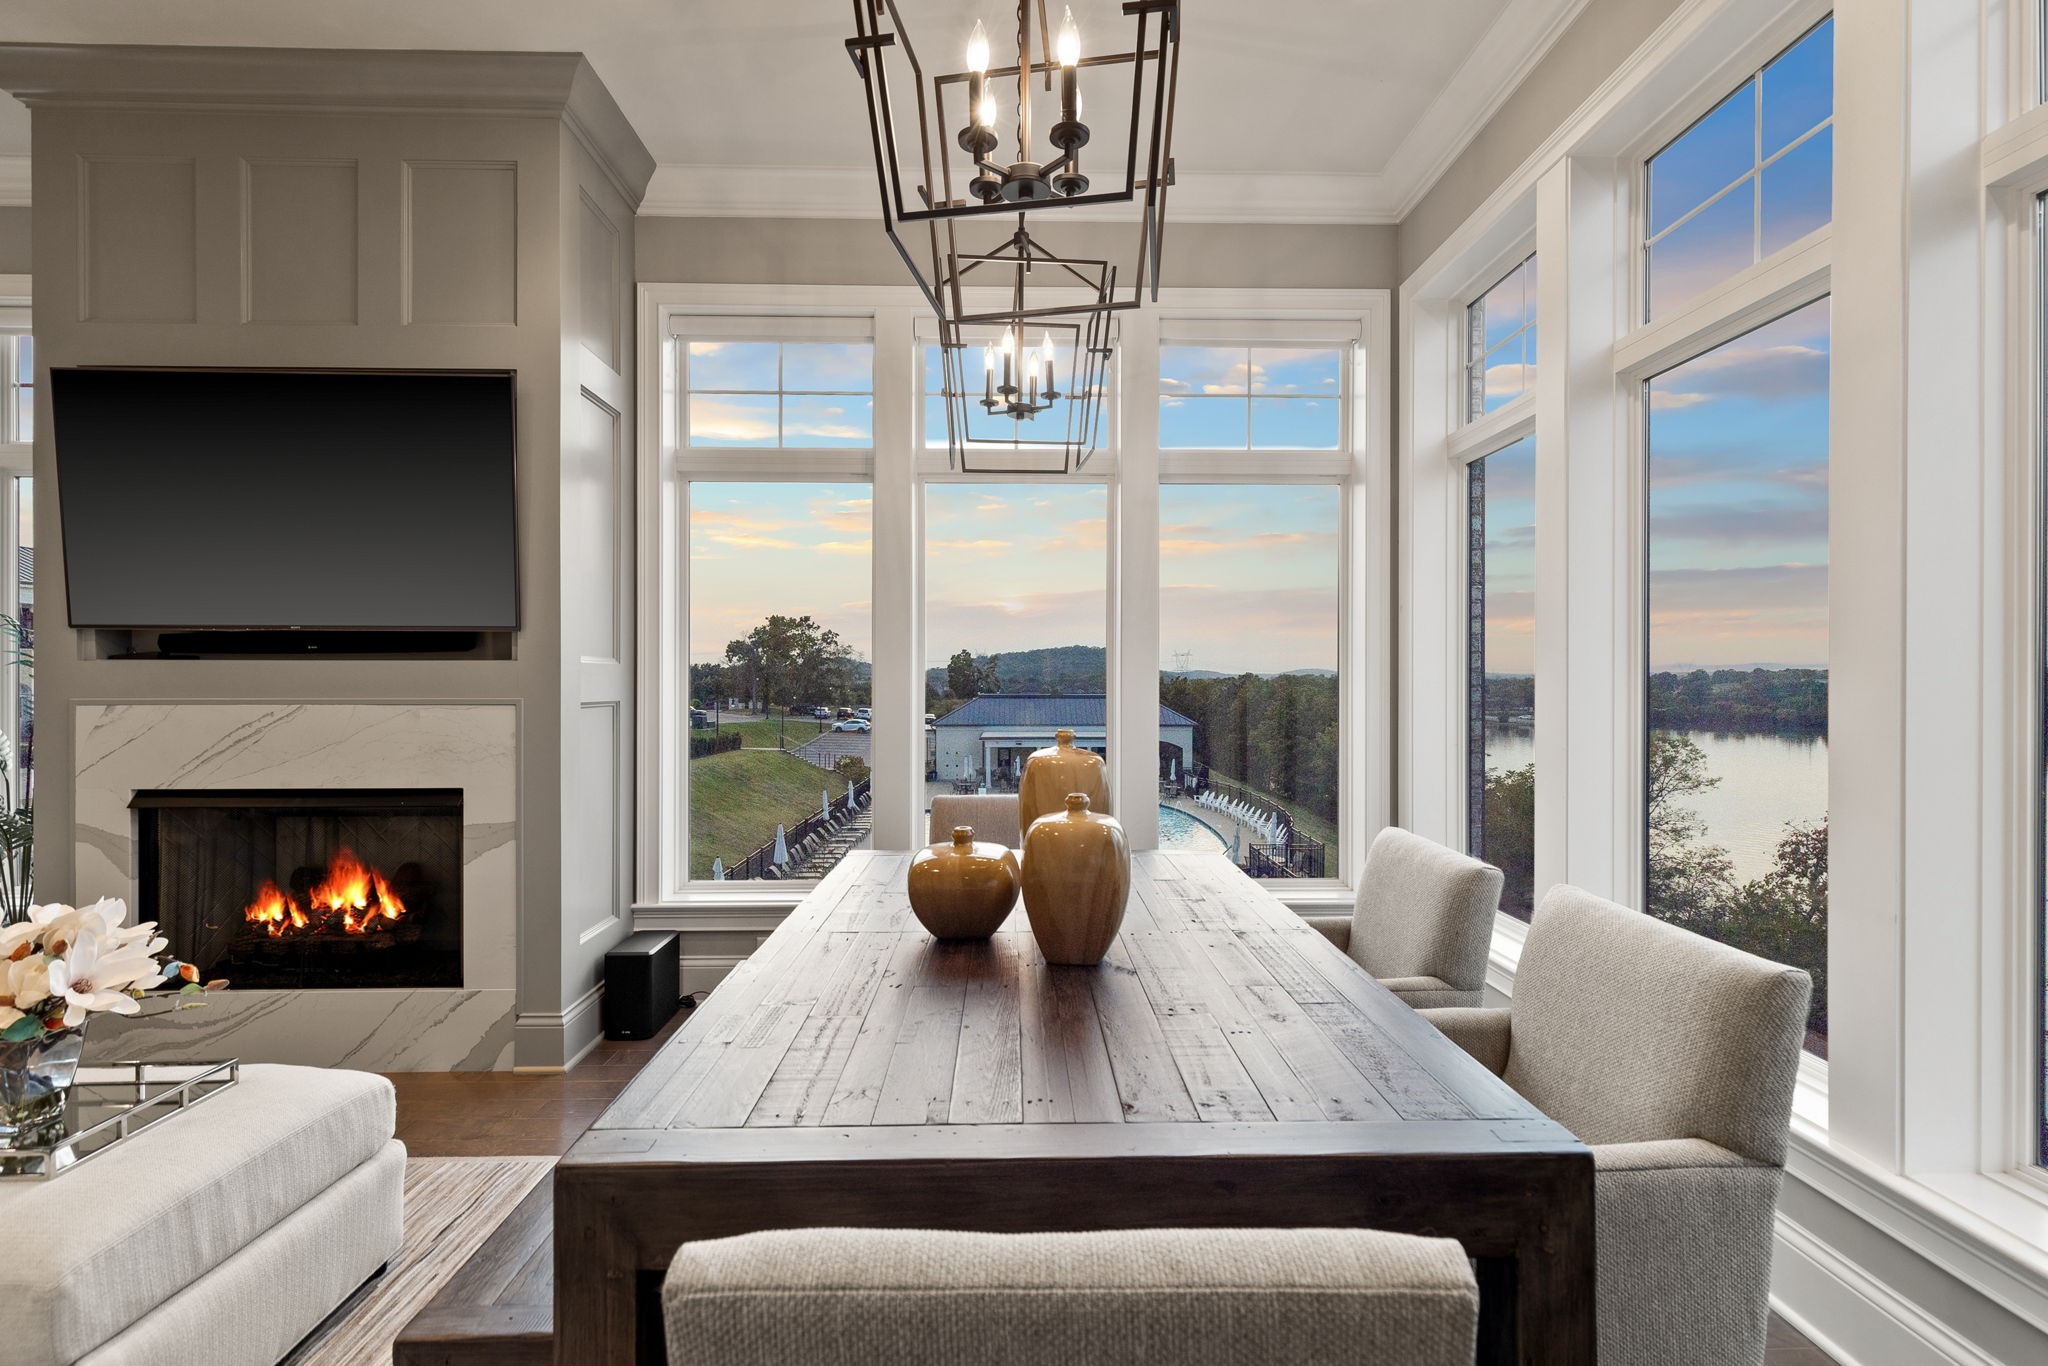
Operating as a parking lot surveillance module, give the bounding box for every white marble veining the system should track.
[72,704,520,1071]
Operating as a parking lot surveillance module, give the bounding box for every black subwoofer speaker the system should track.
[602,931,681,1041]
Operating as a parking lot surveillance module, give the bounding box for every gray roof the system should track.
[935,693,1196,730]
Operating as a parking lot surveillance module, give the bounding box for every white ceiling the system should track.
[0,0,1589,222]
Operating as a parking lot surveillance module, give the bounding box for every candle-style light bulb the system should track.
[1057,8,1081,67]
[1041,333,1056,381]
[977,89,998,129]
[984,343,997,373]
[1001,329,1017,358]
[966,20,990,75]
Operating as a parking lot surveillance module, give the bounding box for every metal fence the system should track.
[724,777,872,881]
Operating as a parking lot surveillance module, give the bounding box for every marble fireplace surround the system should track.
[73,703,518,1070]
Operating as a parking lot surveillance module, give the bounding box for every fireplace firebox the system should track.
[132,789,463,990]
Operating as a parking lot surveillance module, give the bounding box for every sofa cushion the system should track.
[0,1063,395,1366]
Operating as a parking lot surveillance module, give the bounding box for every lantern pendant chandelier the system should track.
[846,0,1181,472]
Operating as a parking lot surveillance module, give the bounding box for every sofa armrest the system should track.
[1303,914,1352,951]
[1417,1007,1511,1076]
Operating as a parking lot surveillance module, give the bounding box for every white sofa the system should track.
[0,1064,404,1366]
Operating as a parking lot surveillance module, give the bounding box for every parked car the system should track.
[924,714,937,728]
[812,705,833,720]
[833,719,871,733]
[855,706,872,719]
[689,709,711,729]
[837,707,854,720]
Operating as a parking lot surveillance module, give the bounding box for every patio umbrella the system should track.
[772,824,789,866]
[711,857,725,881]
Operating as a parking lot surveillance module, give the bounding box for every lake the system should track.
[1483,727,1828,882]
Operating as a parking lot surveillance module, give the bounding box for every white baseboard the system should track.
[513,983,607,1070]
[681,952,750,997]
[1773,1209,2018,1366]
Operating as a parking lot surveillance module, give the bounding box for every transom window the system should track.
[1644,17,1833,319]
[1158,344,1344,450]
[684,339,874,448]
[1465,254,1536,420]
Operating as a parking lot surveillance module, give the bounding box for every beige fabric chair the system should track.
[1303,826,1502,1007]
[664,1226,1478,1366]
[927,793,1022,848]
[1421,884,1812,1366]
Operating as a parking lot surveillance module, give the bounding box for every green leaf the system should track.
[1,1014,42,1042]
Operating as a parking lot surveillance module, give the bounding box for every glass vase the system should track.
[0,1022,88,1147]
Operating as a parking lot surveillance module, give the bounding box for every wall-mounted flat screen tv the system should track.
[52,368,519,631]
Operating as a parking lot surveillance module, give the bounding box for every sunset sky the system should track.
[1647,297,1829,671]
[1479,436,1536,678]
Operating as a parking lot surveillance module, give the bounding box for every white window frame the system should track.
[636,283,1388,926]
[0,280,30,811]
[1461,250,1539,427]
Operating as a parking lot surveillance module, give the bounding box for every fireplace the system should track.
[132,789,463,990]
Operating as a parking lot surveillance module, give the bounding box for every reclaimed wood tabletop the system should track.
[556,850,1594,1365]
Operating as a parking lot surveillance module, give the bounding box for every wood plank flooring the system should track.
[387,1003,1836,1366]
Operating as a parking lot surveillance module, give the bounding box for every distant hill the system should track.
[927,644,1108,698]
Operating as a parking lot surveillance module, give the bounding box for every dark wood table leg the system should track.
[553,1170,640,1366]
[1511,1155,1598,1365]
[1474,1257,1517,1366]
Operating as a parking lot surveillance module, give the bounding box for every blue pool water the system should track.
[1158,804,1229,853]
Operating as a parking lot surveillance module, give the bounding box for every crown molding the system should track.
[639,164,1398,225]
[1378,0,1597,218]
[0,156,26,207]
[0,43,654,205]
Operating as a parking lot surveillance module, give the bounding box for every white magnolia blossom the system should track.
[3,898,179,1032]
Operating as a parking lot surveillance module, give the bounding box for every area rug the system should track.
[288,1155,555,1365]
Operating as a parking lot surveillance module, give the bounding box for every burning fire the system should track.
[243,848,409,938]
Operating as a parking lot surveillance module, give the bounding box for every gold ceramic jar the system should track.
[1017,728,1111,833]
[1019,793,1129,966]
[907,826,1021,940]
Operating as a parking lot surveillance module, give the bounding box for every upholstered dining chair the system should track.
[927,793,1022,849]
[1421,885,1812,1366]
[664,1226,1479,1366]
[1303,826,1502,1007]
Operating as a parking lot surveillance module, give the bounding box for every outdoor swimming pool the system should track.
[1157,804,1229,853]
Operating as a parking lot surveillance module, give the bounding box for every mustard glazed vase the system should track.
[907,826,1021,940]
[1017,728,1111,833]
[1019,793,1130,966]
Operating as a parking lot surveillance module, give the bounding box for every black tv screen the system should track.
[52,368,519,630]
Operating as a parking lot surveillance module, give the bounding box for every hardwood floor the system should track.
[385,1004,1836,1365]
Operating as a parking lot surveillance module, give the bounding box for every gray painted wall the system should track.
[0,205,26,275]
[638,216,1398,289]
[7,51,648,1069]
[1397,0,1686,279]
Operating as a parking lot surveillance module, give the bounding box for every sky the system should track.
[689,483,873,666]
[924,483,1108,666]
[1159,484,1339,676]
[1646,17,1832,319]
[1647,297,1830,671]
[1479,436,1536,677]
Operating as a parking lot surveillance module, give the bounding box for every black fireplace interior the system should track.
[132,789,463,990]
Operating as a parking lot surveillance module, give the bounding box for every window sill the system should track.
[1785,1126,2048,1331]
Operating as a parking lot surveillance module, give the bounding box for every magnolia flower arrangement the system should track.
[0,898,222,1043]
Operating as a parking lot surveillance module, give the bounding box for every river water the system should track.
[1483,727,1828,882]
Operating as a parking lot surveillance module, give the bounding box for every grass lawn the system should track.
[691,747,852,878]
[698,715,836,751]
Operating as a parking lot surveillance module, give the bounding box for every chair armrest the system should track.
[1417,1007,1511,1076]
[1377,977,1481,1010]
[1303,914,1352,950]
[1592,1138,1764,1173]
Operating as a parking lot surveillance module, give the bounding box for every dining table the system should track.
[554,848,1595,1365]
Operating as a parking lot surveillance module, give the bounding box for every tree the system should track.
[1722,819,1829,1042]
[945,649,980,701]
[1481,764,1536,917]
[722,615,860,713]
[1646,732,1738,933]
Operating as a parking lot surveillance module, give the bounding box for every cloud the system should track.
[928,538,1014,553]
[705,532,800,551]
[691,507,791,533]
[807,495,872,533]
[813,540,872,556]
[1651,504,1827,545]
[1158,525,1328,557]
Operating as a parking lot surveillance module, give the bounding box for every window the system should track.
[1465,255,1537,420]
[923,483,1108,823]
[1159,345,1343,450]
[1159,485,1340,877]
[1467,437,1536,917]
[1645,18,1833,319]
[2,336,28,444]
[685,340,873,448]
[687,483,872,881]
[922,333,1105,455]
[1646,299,1830,1053]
